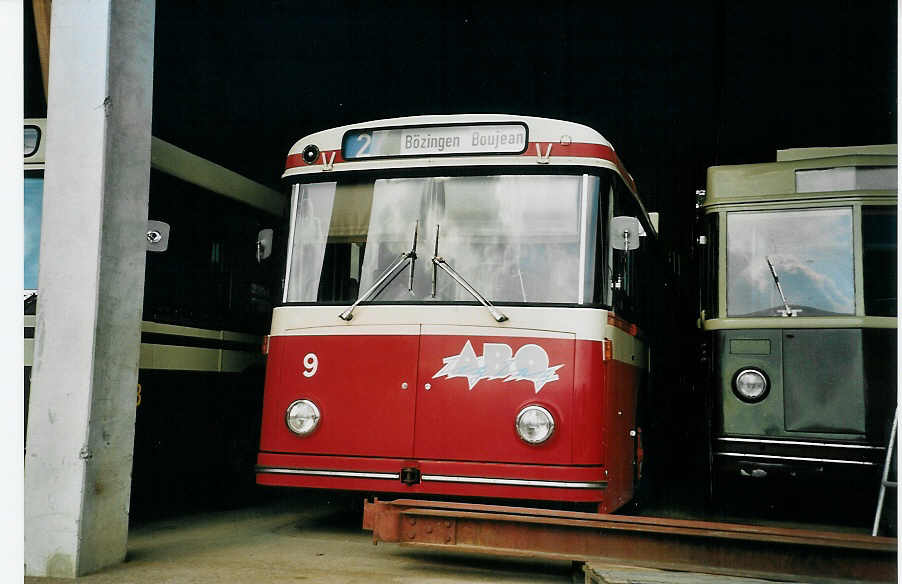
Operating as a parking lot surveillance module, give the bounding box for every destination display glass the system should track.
[342,123,528,159]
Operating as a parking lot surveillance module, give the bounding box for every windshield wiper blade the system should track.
[766,256,799,317]
[431,224,508,323]
[407,220,418,294]
[339,221,418,321]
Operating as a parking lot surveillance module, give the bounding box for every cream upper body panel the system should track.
[286,114,613,158]
[269,305,647,367]
[281,114,634,187]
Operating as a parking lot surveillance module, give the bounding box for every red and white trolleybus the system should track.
[255,115,657,512]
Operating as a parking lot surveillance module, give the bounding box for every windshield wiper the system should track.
[766,256,800,317]
[339,221,418,321]
[431,224,508,323]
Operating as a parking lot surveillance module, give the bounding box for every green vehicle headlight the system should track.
[733,368,769,403]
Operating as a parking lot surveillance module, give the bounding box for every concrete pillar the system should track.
[24,0,155,577]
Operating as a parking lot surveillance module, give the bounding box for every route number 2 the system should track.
[355,133,372,156]
[302,353,318,378]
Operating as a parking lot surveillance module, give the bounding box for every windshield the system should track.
[726,208,855,317]
[284,173,603,305]
[25,173,43,292]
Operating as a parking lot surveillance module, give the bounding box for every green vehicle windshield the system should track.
[726,208,855,317]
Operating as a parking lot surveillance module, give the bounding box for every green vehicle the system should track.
[697,145,897,495]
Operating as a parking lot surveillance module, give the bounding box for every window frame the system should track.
[861,204,897,317]
[280,167,622,309]
[723,206,857,318]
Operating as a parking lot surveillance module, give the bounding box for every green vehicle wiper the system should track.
[766,256,800,317]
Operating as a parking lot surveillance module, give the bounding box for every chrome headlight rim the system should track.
[515,404,556,445]
[732,368,770,403]
[285,399,321,436]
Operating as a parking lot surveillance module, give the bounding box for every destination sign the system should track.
[343,123,528,159]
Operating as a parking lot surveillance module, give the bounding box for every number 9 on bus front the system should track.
[302,353,318,378]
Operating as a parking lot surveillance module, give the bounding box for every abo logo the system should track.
[432,340,564,393]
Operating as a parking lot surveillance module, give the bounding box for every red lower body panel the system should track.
[257,327,642,512]
[256,452,607,503]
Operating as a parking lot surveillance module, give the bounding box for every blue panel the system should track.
[24,176,43,290]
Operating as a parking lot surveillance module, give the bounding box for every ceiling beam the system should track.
[31,0,51,100]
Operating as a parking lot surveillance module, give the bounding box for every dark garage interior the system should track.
[20,2,897,580]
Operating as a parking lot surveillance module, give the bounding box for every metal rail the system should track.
[363,499,897,583]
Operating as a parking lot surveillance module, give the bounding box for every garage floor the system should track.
[24,476,883,582]
[25,491,574,583]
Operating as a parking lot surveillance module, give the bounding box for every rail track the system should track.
[363,499,897,583]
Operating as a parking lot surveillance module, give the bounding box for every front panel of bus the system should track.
[257,167,649,510]
[702,199,897,481]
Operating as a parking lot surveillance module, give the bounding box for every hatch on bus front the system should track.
[415,327,575,464]
[259,326,420,458]
[259,325,575,464]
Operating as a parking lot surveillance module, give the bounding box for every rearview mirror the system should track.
[648,211,659,234]
[257,228,274,263]
[146,220,170,252]
[610,216,642,251]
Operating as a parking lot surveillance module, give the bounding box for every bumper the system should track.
[713,436,886,479]
[256,452,608,503]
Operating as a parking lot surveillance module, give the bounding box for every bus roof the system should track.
[703,145,897,208]
[776,144,897,162]
[282,114,637,194]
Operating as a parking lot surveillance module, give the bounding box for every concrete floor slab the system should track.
[25,493,574,583]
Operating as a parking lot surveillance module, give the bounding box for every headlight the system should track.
[733,369,769,403]
[286,399,321,436]
[515,405,555,444]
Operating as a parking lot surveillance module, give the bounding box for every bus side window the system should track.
[702,213,719,319]
[610,184,647,324]
[862,206,897,317]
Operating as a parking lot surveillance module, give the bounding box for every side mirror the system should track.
[146,220,170,252]
[648,211,660,234]
[257,228,274,263]
[610,216,642,251]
